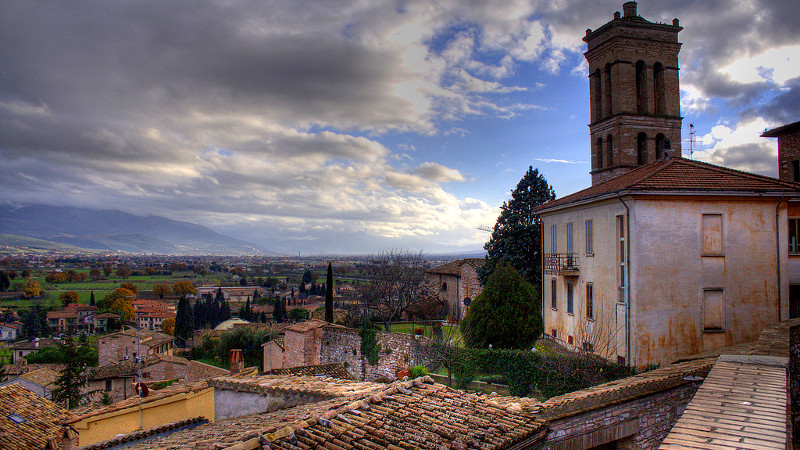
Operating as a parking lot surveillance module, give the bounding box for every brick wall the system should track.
[542,382,699,450]
[98,335,147,366]
[283,328,324,368]
[318,327,427,381]
[778,130,800,182]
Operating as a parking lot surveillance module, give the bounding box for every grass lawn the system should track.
[387,322,463,344]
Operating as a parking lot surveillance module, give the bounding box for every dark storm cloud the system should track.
[757,77,800,124]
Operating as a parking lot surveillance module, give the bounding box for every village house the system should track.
[535,2,800,366]
[0,383,78,449]
[0,366,60,400]
[0,321,22,341]
[426,258,484,323]
[86,312,119,334]
[11,337,61,363]
[46,302,97,333]
[98,328,175,366]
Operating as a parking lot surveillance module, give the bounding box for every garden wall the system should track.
[319,327,427,381]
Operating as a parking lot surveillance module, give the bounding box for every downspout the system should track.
[776,197,785,321]
[617,193,632,366]
[540,218,545,337]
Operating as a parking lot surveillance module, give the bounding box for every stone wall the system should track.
[214,387,329,421]
[777,129,800,182]
[541,382,699,450]
[319,327,427,381]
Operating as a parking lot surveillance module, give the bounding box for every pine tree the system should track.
[0,271,10,292]
[481,166,555,292]
[23,307,41,339]
[89,290,96,307]
[174,296,194,347]
[325,263,334,323]
[51,338,89,409]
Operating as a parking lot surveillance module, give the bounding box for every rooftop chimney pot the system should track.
[623,1,637,17]
[614,11,621,19]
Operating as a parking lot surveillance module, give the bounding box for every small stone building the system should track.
[426,258,484,323]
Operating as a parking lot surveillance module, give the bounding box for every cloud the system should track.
[692,117,777,176]
[533,158,588,164]
[414,162,466,182]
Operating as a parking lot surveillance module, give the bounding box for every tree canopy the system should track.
[480,166,555,291]
[461,261,543,349]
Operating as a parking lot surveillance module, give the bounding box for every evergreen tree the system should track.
[253,289,260,301]
[325,263,334,323]
[480,166,555,292]
[193,298,204,329]
[220,301,231,322]
[89,290,96,307]
[0,271,10,292]
[23,307,41,339]
[302,269,314,285]
[174,296,194,347]
[51,337,89,409]
[461,261,543,349]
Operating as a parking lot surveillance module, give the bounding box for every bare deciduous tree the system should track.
[358,250,428,331]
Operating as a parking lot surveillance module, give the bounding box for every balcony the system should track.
[544,253,580,276]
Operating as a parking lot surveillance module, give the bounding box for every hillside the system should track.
[0,205,268,255]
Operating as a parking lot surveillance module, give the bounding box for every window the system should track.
[654,62,665,116]
[702,214,724,255]
[551,329,557,338]
[586,283,594,319]
[636,60,647,114]
[585,219,593,254]
[566,222,573,253]
[567,281,574,314]
[568,335,574,345]
[793,160,800,182]
[607,134,614,166]
[656,133,666,159]
[596,137,604,169]
[105,379,112,391]
[637,132,647,165]
[551,225,557,253]
[593,69,603,120]
[703,289,724,331]
[551,278,557,309]
[604,63,613,117]
[441,282,447,291]
[790,218,800,254]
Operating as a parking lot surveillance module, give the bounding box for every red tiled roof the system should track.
[268,363,354,380]
[0,383,77,449]
[536,157,800,213]
[427,258,484,276]
[762,120,800,137]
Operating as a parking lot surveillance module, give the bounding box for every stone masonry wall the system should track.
[542,382,699,450]
[98,335,149,366]
[778,130,800,182]
[319,327,427,381]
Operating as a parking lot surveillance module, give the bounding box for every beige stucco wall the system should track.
[542,194,791,367]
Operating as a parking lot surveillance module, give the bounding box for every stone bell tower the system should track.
[585,2,683,185]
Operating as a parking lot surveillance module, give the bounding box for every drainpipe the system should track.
[617,193,632,366]
[776,197,785,321]
[540,217,545,336]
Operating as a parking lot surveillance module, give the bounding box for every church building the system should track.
[535,2,800,366]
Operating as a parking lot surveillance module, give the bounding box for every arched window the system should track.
[593,69,603,120]
[604,63,613,117]
[441,282,447,291]
[607,134,614,167]
[596,137,604,169]
[636,61,647,114]
[656,133,666,159]
[653,62,666,116]
[637,132,647,165]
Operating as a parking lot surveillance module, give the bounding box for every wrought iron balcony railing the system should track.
[544,253,580,276]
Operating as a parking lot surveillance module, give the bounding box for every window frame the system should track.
[790,218,800,255]
[566,222,574,254]
[551,278,557,310]
[585,219,594,255]
[586,283,594,320]
[567,281,574,315]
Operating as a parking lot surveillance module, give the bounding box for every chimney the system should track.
[623,1,637,17]
[229,349,244,374]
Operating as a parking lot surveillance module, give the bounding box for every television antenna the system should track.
[477,226,492,233]
[689,124,695,160]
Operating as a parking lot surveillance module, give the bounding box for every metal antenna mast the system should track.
[689,124,695,159]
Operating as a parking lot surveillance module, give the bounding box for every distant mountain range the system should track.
[0,204,269,255]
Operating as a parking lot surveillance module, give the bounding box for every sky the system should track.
[2,0,799,255]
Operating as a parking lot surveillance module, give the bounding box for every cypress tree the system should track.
[89,290,96,307]
[325,263,334,323]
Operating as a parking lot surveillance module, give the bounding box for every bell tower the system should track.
[584,2,683,185]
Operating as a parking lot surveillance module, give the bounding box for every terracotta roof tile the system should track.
[536,157,800,213]
[427,258,484,276]
[259,377,547,450]
[285,318,343,333]
[19,367,60,388]
[762,119,800,137]
[90,354,189,380]
[268,363,354,380]
[208,374,384,399]
[0,383,76,449]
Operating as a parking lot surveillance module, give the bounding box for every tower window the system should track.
[656,134,666,159]
[637,132,647,165]
[593,69,603,120]
[604,63,613,117]
[607,134,614,166]
[653,62,666,116]
[636,61,647,115]
[596,137,604,169]
[793,160,800,182]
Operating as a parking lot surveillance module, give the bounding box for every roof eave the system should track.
[537,189,800,215]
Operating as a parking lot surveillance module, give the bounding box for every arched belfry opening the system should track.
[584,2,683,185]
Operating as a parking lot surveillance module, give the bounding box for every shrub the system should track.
[409,365,428,379]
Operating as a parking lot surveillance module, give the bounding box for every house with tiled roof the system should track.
[0,383,78,449]
[426,258,484,322]
[534,1,800,367]
[11,337,62,363]
[46,302,97,333]
[0,366,60,399]
[98,328,174,366]
[89,354,195,401]
[0,321,22,341]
